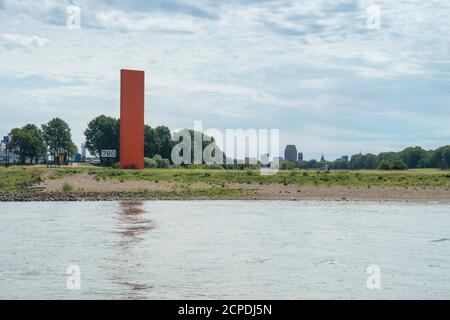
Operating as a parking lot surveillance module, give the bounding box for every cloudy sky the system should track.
[1,0,450,160]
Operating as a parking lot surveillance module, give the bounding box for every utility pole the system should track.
[2,136,9,168]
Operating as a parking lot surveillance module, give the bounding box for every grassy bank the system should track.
[93,168,450,188]
[0,166,46,192]
[1,165,450,193]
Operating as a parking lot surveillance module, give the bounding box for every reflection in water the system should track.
[117,201,156,246]
[112,201,157,299]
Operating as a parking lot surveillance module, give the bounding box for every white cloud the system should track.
[0,33,48,49]
[94,10,204,33]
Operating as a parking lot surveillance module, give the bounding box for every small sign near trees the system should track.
[101,150,117,158]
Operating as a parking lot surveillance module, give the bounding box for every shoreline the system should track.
[1,168,450,203]
[2,187,450,203]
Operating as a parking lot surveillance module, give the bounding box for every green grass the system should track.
[93,168,450,188]
[0,166,45,192]
[1,165,450,193]
[129,187,252,199]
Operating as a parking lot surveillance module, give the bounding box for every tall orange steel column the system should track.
[120,69,145,169]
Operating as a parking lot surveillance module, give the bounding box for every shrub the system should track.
[144,155,171,168]
[62,182,73,192]
[144,157,158,168]
[391,161,408,170]
[377,160,407,170]
[153,155,170,168]
[377,160,392,170]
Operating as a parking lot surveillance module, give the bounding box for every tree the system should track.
[377,160,392,170]
[377,160,407,170]
[377,152,401,163]
[41,118,75,161]
[154,126,173,160]
[144,125,157,158]
[400,146,427,168]
[350,153,364,170]
[430,146,450,169]
[364,153,378,169]
[67,141,78,159]
[172,129,226,165]
[391,160,407,170]
[84,115,120,163]
[144,125,173,160]
[8,124,46,164]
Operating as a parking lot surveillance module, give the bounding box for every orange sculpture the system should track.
[120,69,145,169]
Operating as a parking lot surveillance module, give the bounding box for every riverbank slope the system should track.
[1,166,449,202]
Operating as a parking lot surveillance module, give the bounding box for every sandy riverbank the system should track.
[1,172,449,202]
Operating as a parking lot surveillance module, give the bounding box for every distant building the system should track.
[320,154,326,163]
[81,143,87,162]
[284,145,298,161]
[0,142,19,164]
[298,152,304,161]
[341,156,349,162]
[74,153,83,163]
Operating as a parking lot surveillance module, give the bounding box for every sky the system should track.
[0,0,450,160]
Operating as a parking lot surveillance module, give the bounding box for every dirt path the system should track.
[39,172,175,192]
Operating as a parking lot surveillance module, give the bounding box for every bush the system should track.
[377,160,408,170]
[392,160,408,170]
[144,155,170,168]
[153,155,170,168]
[62,182,73,192]
[377,160,392,170]
[144,157,158,168]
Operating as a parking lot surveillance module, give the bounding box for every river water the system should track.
[0,201,449,299]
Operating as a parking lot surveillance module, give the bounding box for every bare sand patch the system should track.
[34,173,450,202]
[39,173,174,192]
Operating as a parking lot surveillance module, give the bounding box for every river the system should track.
[0,201,449,299]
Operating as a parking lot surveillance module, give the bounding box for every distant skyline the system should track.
[1,0,450,160]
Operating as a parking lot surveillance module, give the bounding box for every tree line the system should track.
[3,114,220,166]
[5,118,77,164]
[4,114,450,170]
[84,115,174,163]
[84,115,221,167]
[285,146,450,170]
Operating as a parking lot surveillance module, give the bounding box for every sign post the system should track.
[55,148,60,166]
[3,136,9,167]
[101,150,117,166]
[101,150,117,158]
